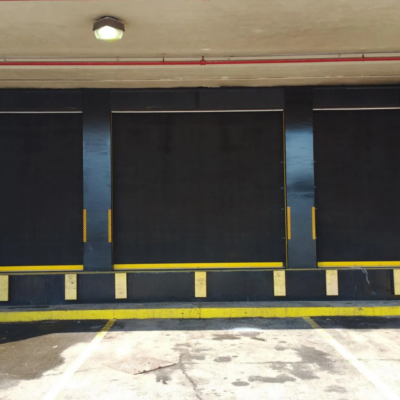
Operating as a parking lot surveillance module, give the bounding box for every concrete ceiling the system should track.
[1,0,400,88]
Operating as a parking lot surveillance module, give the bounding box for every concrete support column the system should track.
[284,87,317,268]
[82,90,112,271]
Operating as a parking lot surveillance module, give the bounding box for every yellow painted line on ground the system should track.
[0,265,84,272]
[304,317,400,400]
[114,262,283,270]
[42,319,115,400]
[114,308,201,320]
[2,306,400,322]
[318,261,400,268]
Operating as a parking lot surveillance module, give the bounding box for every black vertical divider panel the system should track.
[285,88,317,268]
[0,113,83,266]
[112,112,285,265]
[314,110,400,262]
[82,90,112,271]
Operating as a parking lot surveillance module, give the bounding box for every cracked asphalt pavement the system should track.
[1,317,400,399]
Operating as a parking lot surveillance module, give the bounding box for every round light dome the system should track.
[93,16,124,42]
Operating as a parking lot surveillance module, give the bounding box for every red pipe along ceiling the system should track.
[2,56,400,66]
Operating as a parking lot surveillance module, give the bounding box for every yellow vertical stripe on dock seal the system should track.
[312,206,316,240]
[0,275,9,302]
[65,274,77,301]
[326,270,339,296]
[83,209,87,243]
[115,273,127,299]
[394,270,400,296]
[195,271,207,298]
[287,207,291,240]
[108,209,112,243]
[273,271,286,297]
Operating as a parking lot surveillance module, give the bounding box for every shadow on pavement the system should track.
[1,317,400,346]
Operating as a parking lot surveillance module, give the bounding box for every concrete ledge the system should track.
[1,301,400,322]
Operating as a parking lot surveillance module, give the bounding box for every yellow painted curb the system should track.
[1,306,400,322]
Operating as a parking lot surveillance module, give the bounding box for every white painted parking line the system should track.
[304,317,400,400]
[42,319,115,400]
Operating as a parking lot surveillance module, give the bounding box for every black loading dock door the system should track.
[0,114,83,269]
[314,110,400,266]
[112,112,285,268]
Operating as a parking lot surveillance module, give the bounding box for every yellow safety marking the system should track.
[83,209,87,243]
[42,320,115,400]
[0,275,9,302]
[304,317,400,400]
[2,306,400,322]
[65,274,77,301]
[273,270,286,297]
[312,206,316,240]
[318,261,400,268]
[0,265,83,272]
[394,270,400,295]
[115,273,127,299]
[287,206,291,240]
[114,262,283,270]
[326,270,339,296]
[108,209,112,243]
[195,271,207,298]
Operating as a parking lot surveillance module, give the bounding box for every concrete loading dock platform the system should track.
[1,87,400,306]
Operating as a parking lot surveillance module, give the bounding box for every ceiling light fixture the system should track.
[93,16,124,42]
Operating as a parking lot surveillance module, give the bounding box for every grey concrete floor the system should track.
[1,317,400,400]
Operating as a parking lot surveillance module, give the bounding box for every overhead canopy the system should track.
[1,0,400,88]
